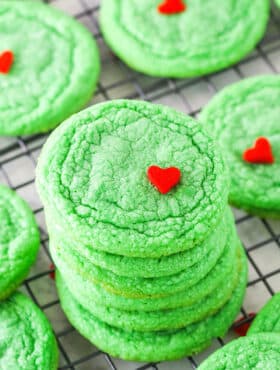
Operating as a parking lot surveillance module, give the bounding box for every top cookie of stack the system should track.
[37,99,228,257]
[36,100,247,361]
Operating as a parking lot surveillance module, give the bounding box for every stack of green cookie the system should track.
[36,100,248,361]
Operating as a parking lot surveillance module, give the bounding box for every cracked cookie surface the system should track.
[198,334,280,370]
[0,185,39,300]
[200,75,280,217]
[0,1,99,136]
[100,0,269,77]
[0,292,58,370]
[37,99,228,257]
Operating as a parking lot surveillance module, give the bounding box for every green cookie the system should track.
[56,243,244,332]
[248,293,280,335]
[198,334,280,370]
[100,0,269,78]
[0,1,100,136]
[200,75,280,218]
[0,292,58,370]
[0,185,40,300]
[47,206,233,279]
[36,99,228,258]
[50,229,237,311]
[57,256,247,362]
[50,223,235,298]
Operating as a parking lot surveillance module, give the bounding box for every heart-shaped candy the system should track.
[243,137,274,164]
[158,0,186,15]
[147,165,181,194]
[0,50,14,74]
[233,312,256,337]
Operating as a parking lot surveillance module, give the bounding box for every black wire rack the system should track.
[1,0,280,369]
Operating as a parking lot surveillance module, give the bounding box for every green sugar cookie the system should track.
[57,256,247,362]
[47,206,233,278]
[36,99,228,258]
[50,224,236,298]
[198,334,280,370]
[0,185,40,300]
[51,230,237,311]
[248,293,280,335]
[0,1,99,136]
[55,240,236,312]
[0,292,58,370]
[100,0,269,78]
[200,75,280,218]
[56,243,244,332]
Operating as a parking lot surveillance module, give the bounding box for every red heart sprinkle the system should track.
[0,50,14,74]
[233,312,256,336]
[158,0,186,15]
[243,137,274,164]
[147,165,181,194]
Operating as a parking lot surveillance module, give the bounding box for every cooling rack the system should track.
[0,0,280,369]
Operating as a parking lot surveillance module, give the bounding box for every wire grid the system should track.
[0,0,280,369]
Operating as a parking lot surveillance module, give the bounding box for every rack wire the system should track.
[0,0,280,369]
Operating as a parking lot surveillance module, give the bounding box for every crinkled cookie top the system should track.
[198,334,280,370]
[37,100,228,257]
[200,75,280,216]
[0,1,99,135]
[0,293,57,370]
[100,0,269,77]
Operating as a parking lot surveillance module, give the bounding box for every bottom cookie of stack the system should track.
[56,250,247,362]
